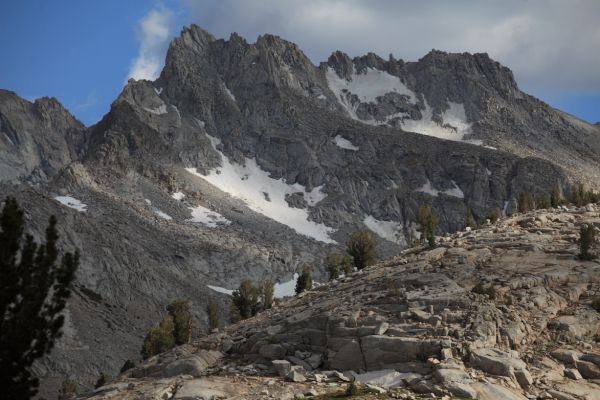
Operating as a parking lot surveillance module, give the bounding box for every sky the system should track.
[0,0,598,126]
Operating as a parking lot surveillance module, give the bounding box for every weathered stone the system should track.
[272,360,291,377]
[564,368,583,380]
[576,360,600,379]
[259,344,286,360]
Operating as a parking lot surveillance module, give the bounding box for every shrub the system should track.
[591,297,600,312]
[579,224,596,260]
[346,381,359,396]
[536,194,551,209]
[465,208,475,229]
[518,192,534,212]
[295,264,313,295]
[346,230,378,270]
[167,299,192,345]
[94,373,108,389]
[206,302,219,332]
[417,205,438,248]
[141,316,176,359]
[550,188,562,208]
[261,280,274,310]
[0,197,79,399]
[471,283,496,299]
[341,255,353,275]
[325,253,343,280]
[487,208,501,223]
[232,279,261,319]
[119,360,135,374]
[58,378,77,400]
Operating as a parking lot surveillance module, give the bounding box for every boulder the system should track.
[259,343,287,360]
[576,360,600,379]
[272,360,292,377]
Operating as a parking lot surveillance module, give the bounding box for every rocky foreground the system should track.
[80,206,600,400]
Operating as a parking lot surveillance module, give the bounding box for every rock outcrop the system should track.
[79,205,600,399]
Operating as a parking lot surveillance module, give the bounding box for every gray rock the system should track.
[272,360,291,377]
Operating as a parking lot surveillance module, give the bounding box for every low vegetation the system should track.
[578,224,596,260]
[141,299,192,359]
[346,230,377,270]
[417,205,438,248]
[295,264,313,295]
[206,302,219,332]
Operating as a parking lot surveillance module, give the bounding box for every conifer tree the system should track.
[167,299,192,345]
[232,279,260,319]
[346,230,377,270]
[261,279,274,309]
[0,197,79,399]
[295,264,313,295]
[206,302,219,332]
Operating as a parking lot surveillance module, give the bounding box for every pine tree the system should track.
[550,188,561,208]
[206,302,219,332]
[295,264,313,295]
[167,299,192,345]
[487,208,501,223]
[579,224,596,260]
[518,192,534,212]
[141,316,176,359]
[417,205,438,248]
[465,208,475,229]
[325,253,342,280]
[0,197,79,400]
[341,255,353,275]
[232,279,260,319]
[261,279,274,310]
[346,230,377,270]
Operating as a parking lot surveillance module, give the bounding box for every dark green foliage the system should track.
[536,194,551,209]
[465,208,475,229]
[487,208,501,223]
[550,188,562,208]
[569,182,599,207]
[591,297,600,312]
[0,197,79,400]
[141,316,176,359]
[518,192,534,212]
[119,360,135,374]
[471,283,496,299]
[346,381,359,396]
[325,253,343,280]
[167,299,192,345]
[341,255,353,275]
[578,224,596,260]
[57,378,77,400]
[206,302,219,332]
[417,205,438,248]
[94,373,108,389]
[261,280,274,310]
[232,279,261,319]
[295,264,313,295]
[346,230,378,270]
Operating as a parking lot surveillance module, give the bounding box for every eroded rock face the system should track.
[79,206,600,399]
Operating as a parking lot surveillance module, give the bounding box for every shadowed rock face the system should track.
[0,90,85,183]
[1,24,599,398]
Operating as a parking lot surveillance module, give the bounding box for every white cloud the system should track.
[127,6,175,81]
[180,0,600,95]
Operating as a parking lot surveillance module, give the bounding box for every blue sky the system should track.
[1,0,598,126]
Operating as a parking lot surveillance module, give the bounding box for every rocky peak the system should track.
[324,50,354,80]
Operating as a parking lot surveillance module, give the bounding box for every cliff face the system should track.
[78,205,600,400]
[0,90,85,183]
[0,24,599,397]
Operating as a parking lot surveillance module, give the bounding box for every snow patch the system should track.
[154,87,163,95]
[186,134,336,243]
[144,104,168,115]
[55,196,87,212]
[352,370,405,389]
[188,205,230,227]
[317,94,327,100]
[224,86,236,101]
[194,118,206,129]
[400,101,470,141]
[207,273,300,298]
[172,192,185,201]
[364,216,404,244]
[171,105,181,118]
[486,168,492,176]
[416,180,464,198]
[334,135,359,151]
[145,199,152,204]
[155,210,172,220]
[207,285,233,295]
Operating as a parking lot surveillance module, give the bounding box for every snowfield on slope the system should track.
[188,205,230,227]
[363,215,405,245]
[416,180,464,198]
[326,67,473,142]
[207,273,300,298]
[55,196,87,212]
[186,134,336,243]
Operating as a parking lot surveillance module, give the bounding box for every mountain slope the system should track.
[0,24,598,397]
[80,206,600,400]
